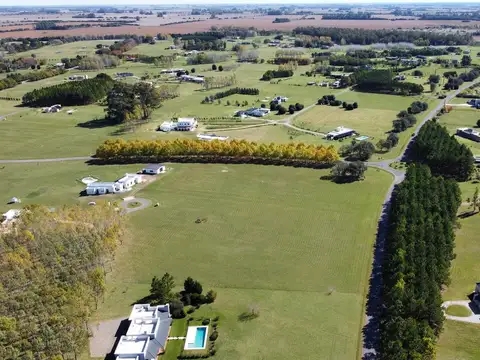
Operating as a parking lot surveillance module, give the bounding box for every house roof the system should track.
[144,164,165,171]
[86,182,116,188]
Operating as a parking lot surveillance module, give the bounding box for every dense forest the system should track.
[411,121,473,181]
[380,165,461,359]
[95,138,340,164]
[22,74,114,107]
[351,69,424,95]
[0,204,125,360]
[293,27,473,45]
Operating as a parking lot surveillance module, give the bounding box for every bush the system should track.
[260,103,266,108]
[295,103,304,111]
[346,104,354,111]
[342,101,347,108]
[212,64,217,71]
[413,70,423,77]
[289,107,295,114]
[408,101,428,114]
[209,331,219,341]
[202,319,210,325]
[353,102,358,109]
[170,299,186,319]
[191,68,196,73]
[218,65,223,72]
[277,105,287,115]
[205,290,217,304]
[213,316,220,321]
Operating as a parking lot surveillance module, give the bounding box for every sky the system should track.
[2,0,480,7]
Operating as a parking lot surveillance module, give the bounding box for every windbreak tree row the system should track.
[380,165,462,360]
[411,121,474,181]
[95,138,340,164]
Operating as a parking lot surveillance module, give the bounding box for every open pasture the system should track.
[437,107,480,155]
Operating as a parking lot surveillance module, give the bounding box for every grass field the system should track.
[436,107,480,156]
[435,181,480,360]
[0,161,392,360]
[445,305,471,317]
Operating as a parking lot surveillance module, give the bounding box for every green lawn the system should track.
[445,305,472,317]
[91,163,392,360]
[437,107,480,155]
[436,181,480,360]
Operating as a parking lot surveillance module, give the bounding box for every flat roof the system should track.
[144,164,165,170]
[127,318,157,336]
[115,336,148,355]
[87,182,116,187]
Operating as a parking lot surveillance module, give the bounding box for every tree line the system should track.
[261,69,294,81]
[292,27,472,45]
[380,164,461,359]
[22,73,114,107]
[0,68,65,92]
[0,204,125,360]
[95,138,340,164]
[202,87,259,103]
[351,69,424,95]
[411,120,473,181]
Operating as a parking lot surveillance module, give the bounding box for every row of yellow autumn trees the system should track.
[95,138,340,163]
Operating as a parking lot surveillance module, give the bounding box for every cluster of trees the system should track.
[380,165,461,359]
[0,204,125,359]
[388,47,449,58]
[186,53,229,65]
[78,55,120,70]
[317,95,354,107]
[183,39,226,51]
[411,121,473,181]
[22,73,114,107]
[408,101,428,114]
[329,55,370,67]
[95,138,340,164]
[352,69,424,95]
[261,69,294,81]
[376,133,399,152]
[0,68,65,92]
[106,82,164,124]
[339,140,376,161]
[273,49,311,65]
[272,18,291,23]
[342,101,359,111]
[271,102,305,115]
[202,74,237,90]
[148,273,216,319]
[393,110,417,133]
[293,27,472,45]
[109,38,139,55]
[444,68,480,90]
[322,12,377,20]
[330,161,367,182]
[202,87,259,103]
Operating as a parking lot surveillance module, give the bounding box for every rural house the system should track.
[68,74,88,81]
[456,128,480,142]
[114,304,172,360]
[326,126,356,140]
[85,174,142,195]
[176,118,197,131]
[142,164,166,175]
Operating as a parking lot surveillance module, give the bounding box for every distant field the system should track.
[2,17,480,38]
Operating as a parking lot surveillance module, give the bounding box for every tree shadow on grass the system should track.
[458,210,478,219]
[77,117,117,129]
[237,312,259,322]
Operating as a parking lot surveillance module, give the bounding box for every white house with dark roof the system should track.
[142,164,166,175]
[115,304,172,360]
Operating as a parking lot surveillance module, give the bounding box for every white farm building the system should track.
[85,174,142,195]
[142,164,166,175]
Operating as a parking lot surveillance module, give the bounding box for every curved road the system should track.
[119,197,151,214]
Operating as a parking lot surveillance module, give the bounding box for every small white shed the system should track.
[143,164,166,175]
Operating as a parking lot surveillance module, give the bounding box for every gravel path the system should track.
[119,197,152,213]
[442,300,480,324]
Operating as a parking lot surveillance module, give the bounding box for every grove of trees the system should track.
[0,204,125,360]
[261,69,294,81]
[0,68,65,92]
[95,138,340,164]
[380,165,461,359]
[411,121,473,181]
[22,73,114,107]
[352,69,424,95]
[201,87,259,103]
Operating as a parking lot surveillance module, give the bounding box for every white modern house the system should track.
[176,118,197,131]
[159,121,176,132]
[85,174,142,195]
[42,104,62,113]
[115,304,172,360]
[179,75,205,84]
[142,164,166,175]
[326,126,356,140]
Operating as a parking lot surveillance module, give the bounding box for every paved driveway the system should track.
[89,317,127,358]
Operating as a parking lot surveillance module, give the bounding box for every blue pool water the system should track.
[193,327,207,348]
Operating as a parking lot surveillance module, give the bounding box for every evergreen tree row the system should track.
[411,121,473,181]
[261,69,294,81]
[0,68,65,92]
[22,74,114,107]
[210,87,259,101]
[380,165,461,359]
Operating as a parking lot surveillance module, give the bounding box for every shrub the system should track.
[209,331,219,341]
[260,103,266,108]
[277,105,287,115]
[342,101,347,108]
[212,64,217,71]
[202,319,210,325]
[289,107,295,114]
[218,65,223,72]
[187,307,195,314]
[170,299,186,319]
[191,68,196,73]
[295,103,304,111]
[353,102,358,109]
[346,104,354,111]
[213,316,220,321]
[408,101,428,114]
[413,70,423,77]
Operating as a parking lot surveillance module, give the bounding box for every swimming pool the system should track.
[184,326,208,350]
